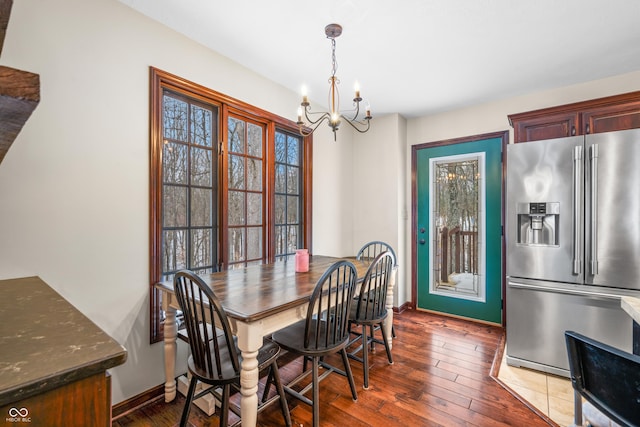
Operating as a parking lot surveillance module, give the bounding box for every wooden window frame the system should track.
[149,67,313,343]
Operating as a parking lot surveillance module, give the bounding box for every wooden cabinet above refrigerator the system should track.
[508,91,640,143]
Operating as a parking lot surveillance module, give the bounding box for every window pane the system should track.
[163,229,186,272]
[287,166,299,194]
[190,188,212,226]
[190,147,212,186]
[246,227,262,260]
[229,154,245,190]
[276,196,287,225]
[275,132,286,163]
[247,193,262,225]
[247,158,262,191]
[275,225,285,255]
[163,185,187,227]
[163,142,187,184]
[229,228,245,262]
[287,135,300,165]
[163,95,188,142]
[228,191,245,225]
[190,105,213,147]
[275,164,286,193]
[190,228,211,269]
[287,226,298,253]
[287,196,299,224]
[247,123,262,157]
[228,117,244,154]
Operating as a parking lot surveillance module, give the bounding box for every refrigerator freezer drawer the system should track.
[506,280,633,377]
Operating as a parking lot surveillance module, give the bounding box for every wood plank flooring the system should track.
[113,310,556,426]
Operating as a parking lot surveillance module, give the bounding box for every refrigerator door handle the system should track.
[572,145,583,275]
[508,281,623,301]
[590,144,599,276]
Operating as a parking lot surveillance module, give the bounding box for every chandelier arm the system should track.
[303,108,331,126]
[340,115,371,134]
[299,114,331,137]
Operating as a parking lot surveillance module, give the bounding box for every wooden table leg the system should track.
[163,305,178,402]
[235,322,262,427]
[383,266,397,349]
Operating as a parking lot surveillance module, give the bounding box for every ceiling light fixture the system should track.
[297,23,372,141]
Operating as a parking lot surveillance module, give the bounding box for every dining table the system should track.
[155,254,396,427]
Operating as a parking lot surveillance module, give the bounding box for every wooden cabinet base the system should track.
[0,373,111,427]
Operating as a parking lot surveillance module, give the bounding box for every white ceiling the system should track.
[118,0,640,119]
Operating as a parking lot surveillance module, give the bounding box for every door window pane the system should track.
[429,153,485,301]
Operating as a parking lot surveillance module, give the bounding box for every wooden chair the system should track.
[271,260,359,427]
[173,270,291,427]
[348,251,395,389]
[565,330,640,427]
[356,240,397,339]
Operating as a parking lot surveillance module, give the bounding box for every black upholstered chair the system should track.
[271,260,359,427]
[565,330,640,427]
[348,251,395,389]
[173,270,291,427]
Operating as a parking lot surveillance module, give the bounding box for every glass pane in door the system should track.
[430,154,485,301]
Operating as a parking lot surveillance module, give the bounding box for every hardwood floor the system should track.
[113,310,556,426]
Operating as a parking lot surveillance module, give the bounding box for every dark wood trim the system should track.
[0,0,11,56]
[508,90,640,127]
[112,383,165,420]
[394,301,412,313]
[411,130,509,326]
[508,90,640,142]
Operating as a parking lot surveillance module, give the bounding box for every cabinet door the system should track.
[582,101,640,134]
[512,111,579,143]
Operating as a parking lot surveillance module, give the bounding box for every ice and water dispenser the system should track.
[515,202,559,246]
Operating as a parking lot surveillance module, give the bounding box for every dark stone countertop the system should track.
[0,276,127,406]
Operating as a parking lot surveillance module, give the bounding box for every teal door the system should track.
[414,133,504,324]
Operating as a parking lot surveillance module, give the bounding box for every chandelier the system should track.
[297,23,372,140]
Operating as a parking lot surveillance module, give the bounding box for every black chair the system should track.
[271,260,359,427]
[356,240,397,338]
[173,270,291,427]
[565,330,640,427]
[348,251,395,389]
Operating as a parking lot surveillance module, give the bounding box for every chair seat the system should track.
[350,304,387,325]
[272,319,350,358]
[189,336,281,385]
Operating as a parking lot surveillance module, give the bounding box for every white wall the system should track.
[352,113,407,307]
[0,0,352,404]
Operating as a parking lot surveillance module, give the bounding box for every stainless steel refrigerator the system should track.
[505,127,640,377]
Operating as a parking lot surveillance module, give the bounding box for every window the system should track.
[150,68,312,342]
[162,92,219,276]
[274,130,303,259]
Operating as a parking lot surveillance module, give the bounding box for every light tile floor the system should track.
[497,351,575,427]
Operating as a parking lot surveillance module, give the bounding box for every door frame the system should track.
[411,130,508,326]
